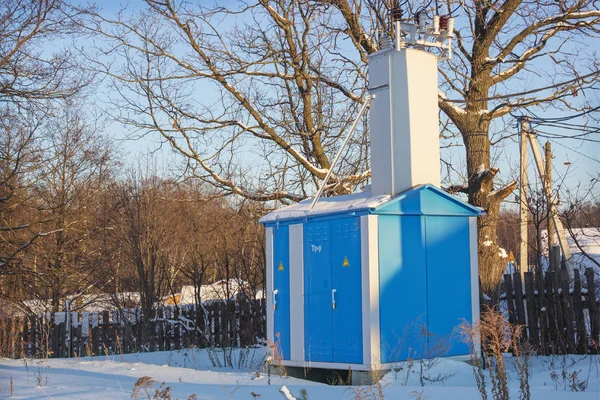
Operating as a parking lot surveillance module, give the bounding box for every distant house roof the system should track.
[260,184,484,225]
[541,227,600,254]
[541,227,600,273]
[180,279,250,304]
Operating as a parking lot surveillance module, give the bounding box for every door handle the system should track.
[273,289,278,309]
[332,289,337,309]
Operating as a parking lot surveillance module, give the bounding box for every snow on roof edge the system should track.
[259,189,391,224]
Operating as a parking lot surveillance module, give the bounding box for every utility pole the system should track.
[527,132,574,278]
[519,118,529,279]
[545,141,555,253]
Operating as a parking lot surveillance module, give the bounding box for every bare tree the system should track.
[113,172,186,332]
[174,188,266,303]
[83,1,374,203]
[19,103,114,311]
[0,0,91,107]
[84,0,600,294]
[1,0,93,291]
[225,203,266,299]
[177,193,230,302]
[0,110,50,312]
[0,111,45,272]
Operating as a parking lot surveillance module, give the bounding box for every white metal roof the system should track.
[259,188,390,224]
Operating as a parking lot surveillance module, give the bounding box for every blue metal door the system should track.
[304,221,333,362]
[425,216,471,357]
[331,218,363,363]
[273,225,290,360]
[378,215,428,363]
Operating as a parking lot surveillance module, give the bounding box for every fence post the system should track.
[585,268,599,351]
[218,302,226,347]
[512,272,528,341]
[102,311,110,355]
[157,308,165,352]
[92,312,100,356]
[49,313,57,358]
[524,272,539,348]
[559,268,576,352]
[259,298,266,346]
[209,303,216,347]
[572,269,588,354]
[187,306,194,348]
[535,268,550,355]
[21,317,29,358]
[504,274,516,324]
[239,298,249,347]
[549,271,567,353]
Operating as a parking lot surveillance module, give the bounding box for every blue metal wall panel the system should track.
[331,218,363,364]
[304,221,333,362]
[378,215,429,363]
[273,225,291,360]
[425,216,471,356]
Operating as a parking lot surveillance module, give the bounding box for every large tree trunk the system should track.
[463,125,516,301]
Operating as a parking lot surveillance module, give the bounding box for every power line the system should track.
[534,129,600,143]
[525,105,600,122]
[546,138,600,165]
[533,125,600,136]
[514,106,600,142]
[532,121,600,130]
[531,121,600,133]
[445,70,600,103]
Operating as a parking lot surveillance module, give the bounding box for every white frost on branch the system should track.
[485,56,505,63]
[438,90,466,115]
[280,386,296,400]
[483,240,493,247]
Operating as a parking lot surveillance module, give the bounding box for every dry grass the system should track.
[390,322,455,387]
[345,368,387,400]
[461,306,532,400]
[131,376,198,400]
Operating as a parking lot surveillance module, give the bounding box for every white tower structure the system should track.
[368,11,454,197]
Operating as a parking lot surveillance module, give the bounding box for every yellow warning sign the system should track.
[342,256,350,267]
[278,261,285,271]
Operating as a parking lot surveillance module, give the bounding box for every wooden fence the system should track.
[3,268,599,359]
[0,298,266,359]
[494,268,599,354]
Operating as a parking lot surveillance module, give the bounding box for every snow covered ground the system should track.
[0,348,599,399]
